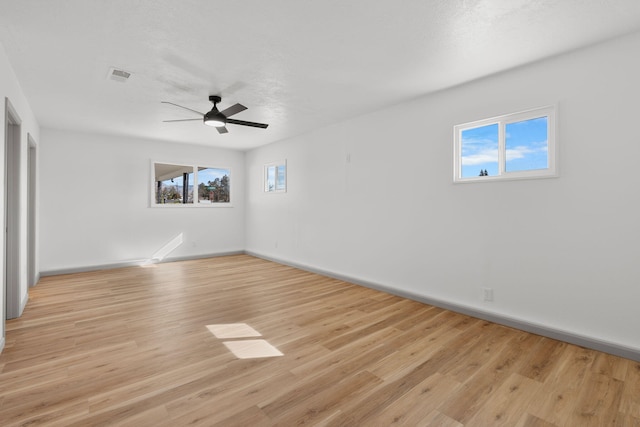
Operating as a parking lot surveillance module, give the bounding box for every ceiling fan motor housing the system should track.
[204,110,226,127]
[203,95,226,127]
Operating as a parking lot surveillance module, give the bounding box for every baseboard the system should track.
[0,336,5,353]
[39,251,245,277]
[162,251,245,264]
[246,250,640,362]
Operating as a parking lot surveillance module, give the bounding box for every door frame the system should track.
[4,98,22,320]
[27,133,37,287]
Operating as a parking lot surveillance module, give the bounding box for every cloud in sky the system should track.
[462,148,498,165]
[199,167,229,183]
[462,141,547,165]
[506,141,547,161]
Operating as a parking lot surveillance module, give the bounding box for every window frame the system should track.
[453,105,557,183]
[264,160,287,193]
[150,160,233,208]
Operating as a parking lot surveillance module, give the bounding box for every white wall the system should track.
[246,32,640,353]
[0,43,40,349]
[39,129,245,273]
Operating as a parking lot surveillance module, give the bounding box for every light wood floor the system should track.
[1,255,639,426]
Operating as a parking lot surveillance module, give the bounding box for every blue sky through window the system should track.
[199,167,229,184]
[505,117,548,172]
[461,117,548,178]
[266,166,275,191]
[276,165,286,190]
[461,123,499,178]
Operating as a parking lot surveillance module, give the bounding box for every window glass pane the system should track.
[265,166,276,192]
[197,167,230,203]
[155,163,194,204]
[505,116,548,172]
[276,165,286,191]
[461,123,499,178]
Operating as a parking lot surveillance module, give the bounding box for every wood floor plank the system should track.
[0,254,638,426]
[371,373,462,426]
[524,344,598,425]
[166,368,296,425]
[209,405,273,427]
[592,351,630,380]
[619,360,640,419]
[515,413,558,427]
[267,370,382,426]
[517,337,568,383]
[463,373,542,426]
[108,405,171,427]
[420,410,464,427]
[567,371,625,426]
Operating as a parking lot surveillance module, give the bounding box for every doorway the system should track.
[4,98,22,319]
[27,134,37,288]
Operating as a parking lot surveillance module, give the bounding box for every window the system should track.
[197,167,231,203]
[154,163,194,204]
[453,106,556,183]
[264,161,286,193]
[152,162,231,206]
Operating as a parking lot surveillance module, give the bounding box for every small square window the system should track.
[454,106,556,183]
[264,161,286,193]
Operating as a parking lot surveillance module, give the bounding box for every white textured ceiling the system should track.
[1,1,640,150]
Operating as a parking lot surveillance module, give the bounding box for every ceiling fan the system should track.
[162,95,268,134]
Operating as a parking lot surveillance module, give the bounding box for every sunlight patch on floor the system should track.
[222,339,283,359]
[138,261,157,268]
[206,323,262,339]
[206,323,284,359]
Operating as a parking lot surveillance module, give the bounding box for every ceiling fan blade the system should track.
[161,101,204,116]
[226,118,269,129]
[163,118,203,122]
[219,103,247,118]
[216,126,229,134]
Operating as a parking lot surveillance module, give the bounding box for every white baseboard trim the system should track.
[246,251,640,362]
[0,336,5,353]
[39,251,245,277]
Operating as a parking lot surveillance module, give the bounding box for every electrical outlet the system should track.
[482,287,494,302]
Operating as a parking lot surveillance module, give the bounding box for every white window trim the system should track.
[264,160,287,193]
[150,160,234,208]
[453,105,557,183]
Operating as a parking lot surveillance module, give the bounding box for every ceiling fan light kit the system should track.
[203,95,226,127]
[203,113,226,127]
[162,95,268,135]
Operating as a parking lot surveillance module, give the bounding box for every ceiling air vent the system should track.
[107,67,132,82]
